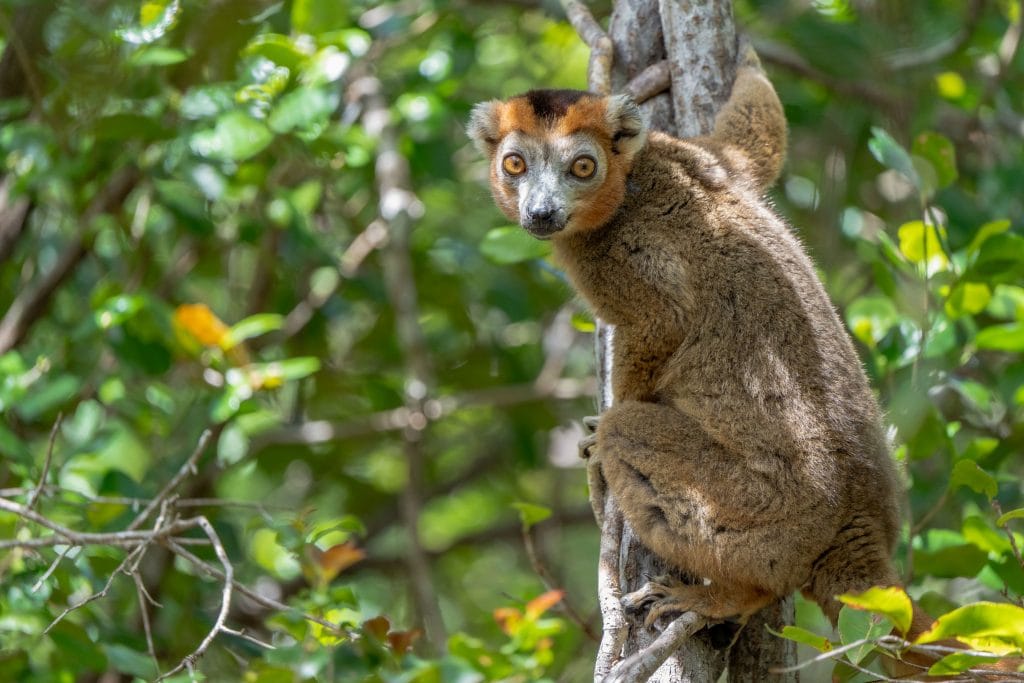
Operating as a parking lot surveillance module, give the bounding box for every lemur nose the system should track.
[529,207,556,222]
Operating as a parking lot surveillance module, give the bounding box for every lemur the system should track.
[467,47,915,633]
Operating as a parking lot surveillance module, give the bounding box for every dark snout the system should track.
[522,204,567,239]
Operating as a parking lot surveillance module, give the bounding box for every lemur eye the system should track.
[502,154,526,176]
[571,155,596,179]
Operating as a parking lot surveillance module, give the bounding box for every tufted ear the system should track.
[466,100,503,155]
[605,94,648,159]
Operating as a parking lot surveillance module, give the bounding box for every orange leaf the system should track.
[387,628,421,654]
[175,303,229,347]
[493,606,521,635]
[318,541,365,582]
[525,589,564,619]
[363,616,390,640]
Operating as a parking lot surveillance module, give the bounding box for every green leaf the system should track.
[949,460,998,499]
[837,586,913,635]
[897,220,947,273]
[837,606,891,665]
[928,652,1003,676]
[49,621,107,673]
[997,507,1024,527]
[191,110,274,161]
[571,310,595,333]
[912,132,957,190]
[265,357,321,382]
[223,314,284,349]
[243,33,311,70]
[868,126,919,190]
[971,233,1024,282]
[16,375,81,421]
[512,502,552,530]
[967,219,1012,255]
[914,543,989,579]
[129,46,189,66]
[268,87,340,134]
[975,323,1024,352]
[916,602,1024,655]
[768,625,833,652]
[102,644,158,679]
[292,0,349,35]
[480,226,551,264]
[945,282,990,318]
[845,296,899,347]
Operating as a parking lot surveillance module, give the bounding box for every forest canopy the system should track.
[0,0,1023,681]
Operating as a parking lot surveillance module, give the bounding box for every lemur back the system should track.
[468,49,902,626]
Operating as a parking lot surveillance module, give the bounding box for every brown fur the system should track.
[469,49,1019,677]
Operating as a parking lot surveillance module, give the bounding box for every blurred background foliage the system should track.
[0,0,1022,680]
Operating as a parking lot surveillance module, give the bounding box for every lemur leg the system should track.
[623,576,774,628]
[578,415,605,526]
[597,400,820,620]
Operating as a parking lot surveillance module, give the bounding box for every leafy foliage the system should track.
[0,0,1021,681]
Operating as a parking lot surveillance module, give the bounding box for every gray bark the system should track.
[595,1,797,681]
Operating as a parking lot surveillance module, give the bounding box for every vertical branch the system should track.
[360,76,447,652]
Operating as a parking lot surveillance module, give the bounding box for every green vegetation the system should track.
[0,0,1022,681]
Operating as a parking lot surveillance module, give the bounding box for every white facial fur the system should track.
[496,131,608,238]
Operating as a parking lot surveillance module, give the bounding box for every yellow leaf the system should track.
[525,589,564,620]
[174,303,229,347]
[493,606,521,635]
[935,71,966,100]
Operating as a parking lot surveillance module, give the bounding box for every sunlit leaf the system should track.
[997,507,1024,527]
[118,0,181,44]
[975,323,1024,352]
[845,296,898,347]
[191,110,274,161]
[174,303,229,347]
[837,606,891,665]
[916,602,1024,655]
[897,220,947,274]
[292,0,349,35]
[928,652,1003,676]
[945,282,990,318]
[268,87,340,134]
[768,625,833,652]
[838,586,913,635]
[513,502,552,530]
[868,126,919,190]
[966,219,1011,255]
[223,314,284,349]
[480,226,551,264]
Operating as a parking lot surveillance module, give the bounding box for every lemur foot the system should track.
[579,415,605,526]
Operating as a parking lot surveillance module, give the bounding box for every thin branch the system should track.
[43,545,146,634]
[560,0,613,94]
[26,413,61,512]
[31,544,73,592]
[624,60,671,104]
[134,572,162,678]
[994,500,1024,573]
[156,516,233,682]
[521,522,600,642]
[127,427,217,531]
[604,612,710,683]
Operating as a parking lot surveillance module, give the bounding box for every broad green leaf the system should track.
[191,110,274,161]
[49,621,107,673]
[571,310,595,333]
[292,0,349,35]
[949,460,997,499]
[838,586,913,635]
[897,220,947,273]
[243,33,312,69]
[845,296,898,347]
[967,219,1012,255]
[768,625,833,652]
[928,652,1003,676]
[837,606,891,665]
[868,126,919,190]
[101,644,157,679]
[975,323,1024,352]
[223,314,284,349]
[972,233,1024,282]
[997,507,1024,527]
[16,375,81,421]
[962,516,1011,555]
[118,0,181,44]
[916,602,1024,655]
[513,502,552,530]
[268,87,340,134]
[945,282,990,318]
[914,543,989,579]
[912,132,957,190]
[480,226,551,264]
[935,71,966,100]
[986,284,1024,320]
[129,46,189,66]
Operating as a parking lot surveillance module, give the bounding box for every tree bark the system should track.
[594,1,797,681]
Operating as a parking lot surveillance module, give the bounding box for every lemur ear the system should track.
[605,94,647,158]
[467,100,502,154]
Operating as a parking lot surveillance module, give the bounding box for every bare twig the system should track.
[43,545,147,634]
[157,516,233,681]
[521,522,600,642]
[624,61,671,104]
[26,413,61,512]
[994,500,1024,573]
[31,544,73,592]
[560,0,613,94]
[127,427,217,531]
[605,611,711,683]
[134,572,162,677]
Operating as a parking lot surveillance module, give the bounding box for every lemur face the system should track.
[468,89,647,239]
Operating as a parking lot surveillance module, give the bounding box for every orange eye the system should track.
[502,154,526,176]
[571,156,596,179]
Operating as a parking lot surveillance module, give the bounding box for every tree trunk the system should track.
[595,1,797,681]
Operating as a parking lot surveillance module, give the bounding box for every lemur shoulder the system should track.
[467,49,907,632]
